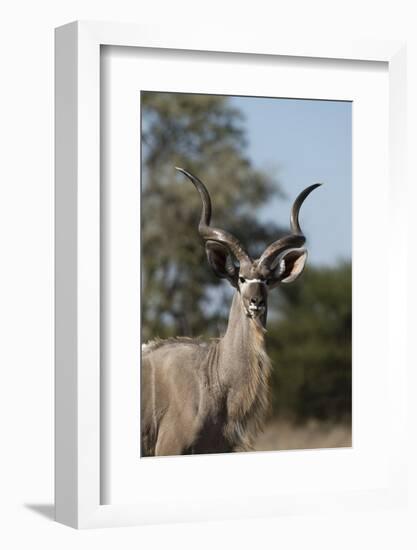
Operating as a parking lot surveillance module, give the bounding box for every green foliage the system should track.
[267,263,352,421]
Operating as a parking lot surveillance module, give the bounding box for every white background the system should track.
[1,1,417,549]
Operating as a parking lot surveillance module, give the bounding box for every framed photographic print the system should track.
[55,21,407,528]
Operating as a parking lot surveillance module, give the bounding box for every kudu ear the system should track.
[277,249,308,283]
[269,249,308,286]
[205,241,238,287]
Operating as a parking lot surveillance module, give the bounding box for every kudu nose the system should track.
[250,296,264,307]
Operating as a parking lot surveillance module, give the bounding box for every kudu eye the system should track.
[239,276,246,283]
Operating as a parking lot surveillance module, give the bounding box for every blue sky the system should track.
[230,96,352,266]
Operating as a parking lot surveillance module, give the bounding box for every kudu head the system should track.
[176,167,321,329]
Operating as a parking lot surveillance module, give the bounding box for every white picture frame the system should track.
[55,21,407,529]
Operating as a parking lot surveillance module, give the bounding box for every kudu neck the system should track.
[217,291,271,433]
[219,291,266,368]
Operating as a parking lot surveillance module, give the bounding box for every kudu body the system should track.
[141,168,320,456]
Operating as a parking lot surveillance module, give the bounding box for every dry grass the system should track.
[253,418,352,452]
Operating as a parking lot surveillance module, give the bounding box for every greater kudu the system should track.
[141,168,321,456]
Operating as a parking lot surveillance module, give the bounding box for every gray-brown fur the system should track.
[141,168,321,456]
[141,293,271,456]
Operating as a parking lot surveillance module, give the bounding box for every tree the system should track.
[267,262,352,421]
[141,92,285,340]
